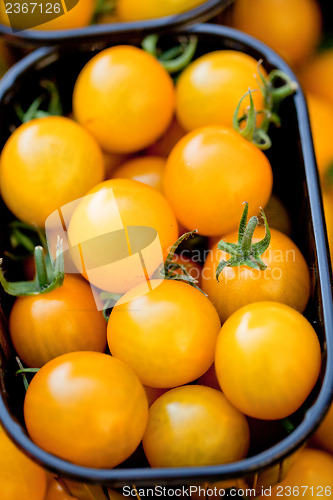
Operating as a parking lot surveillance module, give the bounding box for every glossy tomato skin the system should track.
[107,279,221,388]
[9,275,107,368]
[201,227,310,323]
[215,302,321,420]
[176,50,266,131]
[300,49,333,108]
[67,178,178,293]
[45,478,77,500]
[260,448,333,499]
[163,126,273,236]
[146,117,186,157]
[311,402,333,454]
[0,116,105,227]
[0,425,47,500]
[117,0,207,21]
[142,385,250,467]
[112,155,166,192]
[306,93,333,179]
[73,46,175,154]
[232,0,322,68]
[24,351,148,468]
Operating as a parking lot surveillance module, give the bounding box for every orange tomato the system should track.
[112,155,166,192]
[0,116,105,227]
[260,448,333,499]
[67,178,178,293]
[232,0,322,68]
[146,117,186,157]
[306,93,333,179]
[107,279,220,388]
[9,275,107,368]
[323,192,333,260]
[24,352,148,468]
[142,385,250,467]
[45,478,78,500]
[300,48,333,107]
[311,402,333,454]
[163,126,273,236]
[117,0,207,21]
[176,50,266,131]
[0,425,47,500]
[215,301,321,420]
[73,46,175,153]
[201,227,310,323]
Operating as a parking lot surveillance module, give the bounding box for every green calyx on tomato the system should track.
[142,34,198,74]
[15,357,39,391]
[0,239,64,296]
[216,202,271,281]
[91,0,115,24]
[233,63,298,149]
[15,79,63,124]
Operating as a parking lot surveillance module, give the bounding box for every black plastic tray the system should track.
[0,24,332,499]
[0,0,231,48]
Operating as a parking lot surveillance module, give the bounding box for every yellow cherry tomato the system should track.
[67,178,178,293]
[24,351,148,468]
[73,46,175,154]
[300,48,333,107]
[0,425,47,500]
[142,385,250,467]
[112,155,166,192]
[146,117,186,157]
[117,0,208,21]
[201,227,310,323]
[232,0,322,68]
[260,448,333,499]
[45,478,78,500]
[215,302,321,420]
[306,93,333,179]
[9,275,107,368]
[176,50,266,131]
[0,116,105,227]
[163,125,273,236]
[107,279,221,388]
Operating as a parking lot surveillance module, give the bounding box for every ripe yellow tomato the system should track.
[0,116,105,227]
[232,0,322,68]
[0,425,47,500]
[73,46,175,154]
[323,192,333,260]
[215,302,321,420]
[0,0,95,30]
[201,227,310,323]
[142,385,250,467]
[176,50,266,131]
[112,155,166,192]
[300,49,333,107]
[24,352,148,468]
[107,279,221,388]
[261,448,333,499]
[117,0,207,21]
[45,478,78,500]
[146,117,186,157]
[306,93,333,179]
[163,126,273,236]
[67,178,178,293]
[311,403,333,454]
[9,275,107,368]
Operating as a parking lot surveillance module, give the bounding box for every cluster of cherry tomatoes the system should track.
[0,0,333,499]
